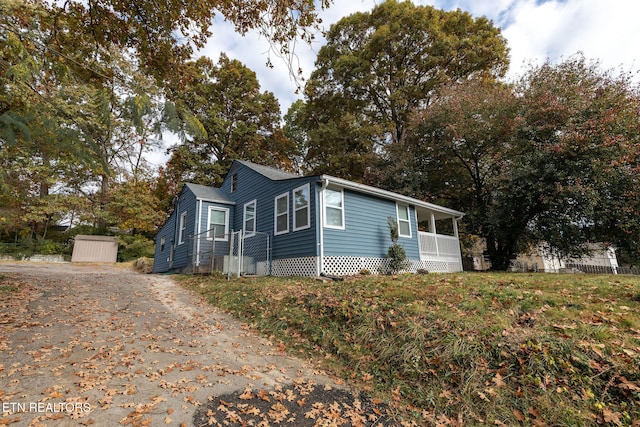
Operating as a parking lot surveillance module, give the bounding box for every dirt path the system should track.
[0,262,357,426]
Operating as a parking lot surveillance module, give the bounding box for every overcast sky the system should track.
[151,0,640,166]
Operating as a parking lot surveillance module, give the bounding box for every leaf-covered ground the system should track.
[179,272,640,426]
[2,263,386,427]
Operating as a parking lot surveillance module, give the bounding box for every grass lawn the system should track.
[178,272,640,426]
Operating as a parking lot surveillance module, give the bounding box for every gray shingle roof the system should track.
[236,160,300,180]
[185,183,235,204]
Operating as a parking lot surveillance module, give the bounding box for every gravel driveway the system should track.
[0,262,364,427]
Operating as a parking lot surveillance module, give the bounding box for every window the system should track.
[231,174,238,192]
[274,193,289,235]
[293,184,310,231]
[160,237,166,252]
[178,212,187,244]
[244,200,256,236]
[396,204,411,238]
[207,207,229,241]
[324,188,344,229]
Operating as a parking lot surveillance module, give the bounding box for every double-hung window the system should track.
[208,207,229,241]
[178,212,187,244]
[396,204,412,238]
[244,200,256,236]
[274,193,289,235]
[293,184,310,231]
[324,188,344,229]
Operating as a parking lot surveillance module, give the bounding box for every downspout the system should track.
[318,178,329,276]
[171,196,179,270]
[195,200,202,267]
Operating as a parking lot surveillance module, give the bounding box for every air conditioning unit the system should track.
[213,256,255,275]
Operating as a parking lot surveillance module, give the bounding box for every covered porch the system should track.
[415,207,463,271]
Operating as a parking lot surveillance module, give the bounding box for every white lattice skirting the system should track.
[271,257,319,277]
[270,256,462,276]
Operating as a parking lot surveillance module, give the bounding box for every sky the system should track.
[150,0,640,167]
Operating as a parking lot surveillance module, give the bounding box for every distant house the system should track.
[511,243,619,274]
[152,160,464,276]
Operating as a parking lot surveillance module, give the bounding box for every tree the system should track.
[296,0,508,180]
[406,55,640,269]
[27,0,331,82]
[503,55,640,264]
[164,54,293,189]
[400,78,521,267]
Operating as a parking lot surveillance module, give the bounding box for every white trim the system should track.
[243,200,257,237]
[178,211,187,245]
[274,192,289,236]
[195,200,202,266]
[318,179,329,275]
[324,187,345,230]
[207,206,229,241]
[293,183,311,231]
[396,204,412,238]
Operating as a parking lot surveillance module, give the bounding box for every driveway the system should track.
[0,262,387,427]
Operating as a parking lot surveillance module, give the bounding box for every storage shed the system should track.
[71,235,118,263]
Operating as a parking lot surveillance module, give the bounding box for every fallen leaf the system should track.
[492,373,506,388]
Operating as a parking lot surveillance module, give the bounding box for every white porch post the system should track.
[430,213,439,256]
[452,217,459,238]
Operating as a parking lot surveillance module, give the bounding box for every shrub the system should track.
[116,235,155,262]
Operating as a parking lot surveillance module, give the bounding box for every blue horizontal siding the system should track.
[171,187,198,271]
[323,190,420,259]
[220,163,318,260]
[153,210,176,273]
[198,201,234,257]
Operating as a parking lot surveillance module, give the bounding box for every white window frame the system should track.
[274,192,289,236]
[178,211,187,245]
[207,206,229,241]
[324,187,345,230]
[243,200,257,237]
[160,236,166,252]
[293,183,311,232]
[396,204,412,238]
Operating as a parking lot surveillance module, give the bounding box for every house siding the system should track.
[197,201,234,259]
[152,209,176,273]
[323,190,420,259]
[219,164,318,260]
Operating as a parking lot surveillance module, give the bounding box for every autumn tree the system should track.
[499,56,640,265]
[294,0,508,181]
[398,79,521,266]
[406,55,640,269]
[164,54,294,189]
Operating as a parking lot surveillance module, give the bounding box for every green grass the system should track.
[178,272,640,426]
[0,274,19,296]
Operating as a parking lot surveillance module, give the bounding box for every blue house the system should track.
[152,160,464,276]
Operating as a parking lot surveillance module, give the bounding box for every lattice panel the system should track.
[272,257,318,277]
[323,256,390,276]
[323,257,463,276]
[410,259,463,273]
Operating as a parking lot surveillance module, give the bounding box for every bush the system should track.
[116,235,155,262]
[387,243,408,274]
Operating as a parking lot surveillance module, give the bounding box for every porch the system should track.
[416,207,463,271]
[418,232,463,267]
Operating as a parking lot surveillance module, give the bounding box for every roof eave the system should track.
[318,175,464,218]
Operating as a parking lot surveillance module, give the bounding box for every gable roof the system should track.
[185,183,235,205]
[234,160,300,181]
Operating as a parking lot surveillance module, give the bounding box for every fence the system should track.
[187,230,270,277]
[566,263,640,276]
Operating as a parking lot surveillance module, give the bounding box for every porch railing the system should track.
[418,232,462,261]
